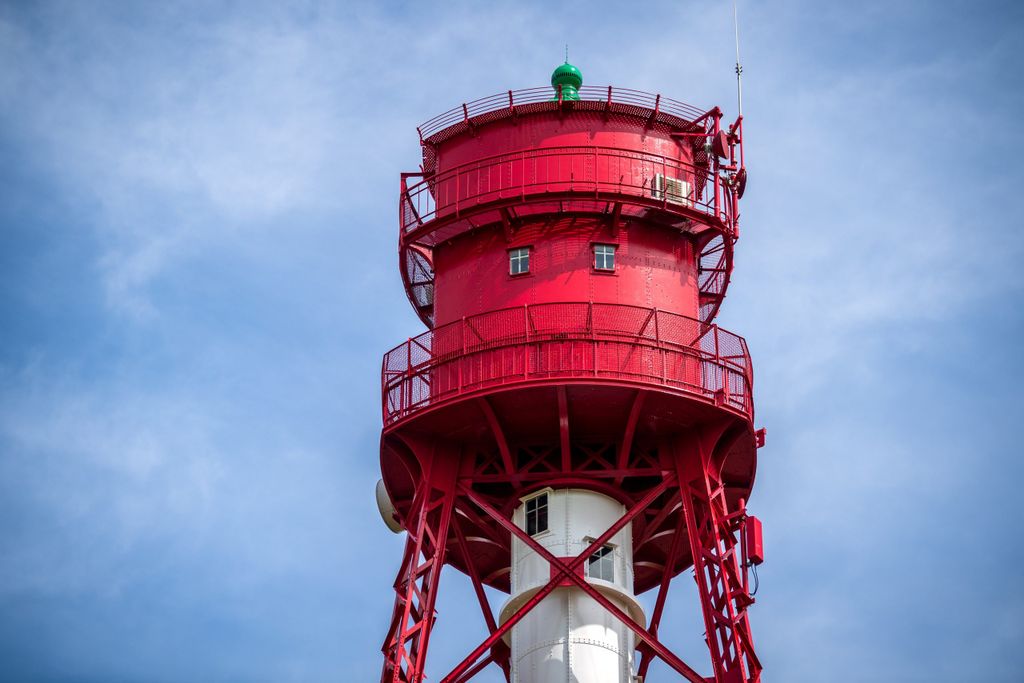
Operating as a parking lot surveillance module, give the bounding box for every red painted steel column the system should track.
[674,436,762,683]
[380,447,459,683]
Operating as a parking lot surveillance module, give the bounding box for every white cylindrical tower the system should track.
[498,488,646,683]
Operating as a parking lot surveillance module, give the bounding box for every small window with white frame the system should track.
[594,244,616,271]
[525,492,548,536]
[586,545,615,582]
[509,247,530,275]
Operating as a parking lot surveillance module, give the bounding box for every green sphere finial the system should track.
[551,61,582,101]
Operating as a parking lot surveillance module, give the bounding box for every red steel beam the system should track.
[557,386,571,472]
[476,398,515,477]
[452,521,499,634]
[637,508,689,680]
[451,653,495,683]
[442,477,706,683]
[442,480,671,681]
[479,495,705,683]
[451,518,510,682]
[614,390,645,486]
[636,494,682,547]
[465,468,663,485]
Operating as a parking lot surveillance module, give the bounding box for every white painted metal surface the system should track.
[499,488,645,683]
[375,479,403,533]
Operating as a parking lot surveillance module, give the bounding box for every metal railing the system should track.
[382,303,753,426]
[417,86,709,141]
[400,145,734,240]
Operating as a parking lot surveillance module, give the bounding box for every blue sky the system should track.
[1,1,1022,681]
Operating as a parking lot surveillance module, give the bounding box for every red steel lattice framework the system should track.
[377,77,764,683]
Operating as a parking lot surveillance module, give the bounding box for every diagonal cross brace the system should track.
[444,482,667,682]
[681,472,761,682]
[471,489,705,683]
[443,476,706,683]
[638,505,690,680]
[451,520,510,682]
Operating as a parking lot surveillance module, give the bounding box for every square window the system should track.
[586,545,615,582]
[525,493,548,536]
[594,244,615,271]
[509,247,530,275]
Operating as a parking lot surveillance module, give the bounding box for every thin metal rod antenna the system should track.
[733,0,744,116]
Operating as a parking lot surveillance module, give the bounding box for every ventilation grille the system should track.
[652,174,693,207]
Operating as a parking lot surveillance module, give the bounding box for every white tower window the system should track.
[525,492,548,535]
[586,545,615,582]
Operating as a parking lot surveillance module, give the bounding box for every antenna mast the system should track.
[733,0,744,116]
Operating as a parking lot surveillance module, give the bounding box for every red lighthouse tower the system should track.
[377,62,763,682]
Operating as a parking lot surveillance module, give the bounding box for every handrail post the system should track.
[655,309,667,384]
[524,305,530,379]
[714,327,724,404]
[661,157,667,208]
[381,355,389,425]
[591,303,598,377]
[460,317,466,394]
[521,150,527,201]
[399,176,408,233]
[405,338,413,417]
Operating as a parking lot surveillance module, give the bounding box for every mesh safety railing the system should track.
[417,86,709,141]
[400,145,733,240]
[382,302,752,426]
